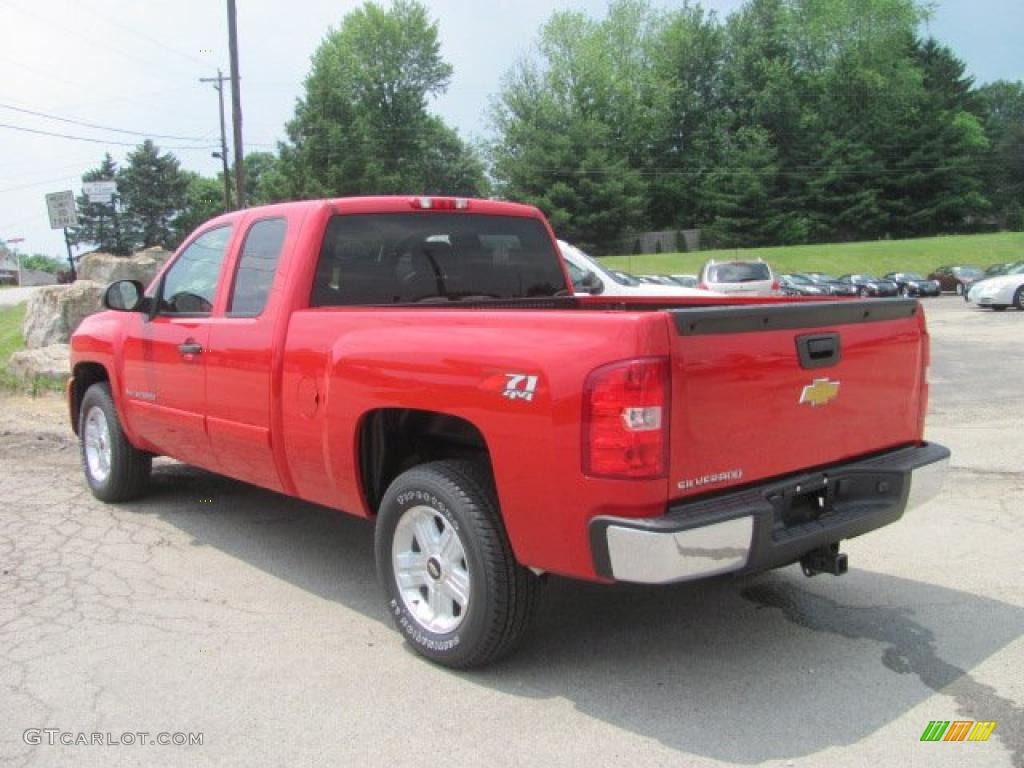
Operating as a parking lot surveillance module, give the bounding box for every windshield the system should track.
[784,274,812,284]
[1008,263,1024,275]
[312,214,567,305]
[707,262,771,282]
[902,273,925,280]
[952,266,983,278]
[562,242,638,286]
[805,273,837,283]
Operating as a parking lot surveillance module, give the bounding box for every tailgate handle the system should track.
[797,333,840,369]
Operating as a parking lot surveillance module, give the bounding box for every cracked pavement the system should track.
[0,296,1021,767]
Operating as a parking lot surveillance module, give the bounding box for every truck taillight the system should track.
[411,196,470,210]
[771,278,780,291]
[583,357,670,480]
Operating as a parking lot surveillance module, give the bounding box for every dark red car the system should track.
[928,265,984,295]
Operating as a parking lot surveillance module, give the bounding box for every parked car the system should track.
[838,274,900,297]
[802,272,859,296]
[778,273,830,296]
[69,195,948,668]
[966,262,1024,311]
[670,274,698,288]
[882,272,941,298]
[963,262,1020,300]
[698,258,777,295]
[928,265,984,295]
[559,241,712,297]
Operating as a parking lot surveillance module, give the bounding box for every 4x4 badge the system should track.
[503,374,538,402]
[800,378,840,407]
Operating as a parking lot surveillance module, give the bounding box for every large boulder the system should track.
[22,281,104,349]
[7,343,69,383]
[78,247,171,287]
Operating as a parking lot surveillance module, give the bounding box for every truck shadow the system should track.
[139,461,1022,765]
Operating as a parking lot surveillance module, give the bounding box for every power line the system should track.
[0,121,218,150]
[0,103,210,142]
[73,0,218,71]
[0,173,83,195]
[0,0,205,79]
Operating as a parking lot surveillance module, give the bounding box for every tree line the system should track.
[71,0,1024,256]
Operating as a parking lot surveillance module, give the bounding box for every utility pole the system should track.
[199,69,232,210]
[226,0,246,208]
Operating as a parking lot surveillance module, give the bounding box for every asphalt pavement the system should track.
[0,295,1020,768]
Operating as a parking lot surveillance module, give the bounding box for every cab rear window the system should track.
[311,214,566,306]
[708,263,771,283]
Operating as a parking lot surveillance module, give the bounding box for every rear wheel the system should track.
[857,287,868,298]
[1014,287,1024,310]
[79,383,151,502]
[375,460,540,668]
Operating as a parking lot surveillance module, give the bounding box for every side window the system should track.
[159,226,233,315]
[228,218,287,316]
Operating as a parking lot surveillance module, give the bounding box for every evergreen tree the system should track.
[118,140,190,249]
[69,154,132,255]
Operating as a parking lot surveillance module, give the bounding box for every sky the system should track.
[0,0,1021,260]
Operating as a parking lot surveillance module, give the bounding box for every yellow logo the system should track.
[799,378,840,407]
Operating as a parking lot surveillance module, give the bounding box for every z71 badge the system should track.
[503,373,539,402]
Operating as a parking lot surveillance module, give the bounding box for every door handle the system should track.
[178,341,203,356]
[796,333,840,369]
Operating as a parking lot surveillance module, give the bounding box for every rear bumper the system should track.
[590,442,950,584]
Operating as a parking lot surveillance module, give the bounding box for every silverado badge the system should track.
[799,378,840,407]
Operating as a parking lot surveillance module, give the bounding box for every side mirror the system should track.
[578,270,604,295]
[103,280,146,312]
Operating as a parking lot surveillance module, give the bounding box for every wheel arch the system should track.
[69,361,111,435]
[356,408,493,515]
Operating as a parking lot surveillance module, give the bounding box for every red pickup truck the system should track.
[69,196,949,667]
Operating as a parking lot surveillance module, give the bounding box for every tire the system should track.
[79,382,152,502]
[1015,287,1024,310]
[375,460,540,668]
[900,286,911,297]
[858,287,868,298]
[956,283,964,296]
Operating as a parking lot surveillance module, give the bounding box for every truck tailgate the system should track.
[667,299,926,499]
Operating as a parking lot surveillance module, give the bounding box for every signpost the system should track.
[45,190,79,280]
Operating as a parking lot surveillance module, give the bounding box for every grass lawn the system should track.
[0,302,27,389]
[600,231,1024,277]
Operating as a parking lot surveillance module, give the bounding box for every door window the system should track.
[228,218,287,316]
[159,226,233,315]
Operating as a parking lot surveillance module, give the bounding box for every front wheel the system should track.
[375,460,540,668]
[79,383,152,502]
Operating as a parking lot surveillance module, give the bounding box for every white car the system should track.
[558,241,716,297]
[966,262,1024,310]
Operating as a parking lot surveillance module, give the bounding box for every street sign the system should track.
[45,190,79,229]
[83,180,117,196]
[83,180,117,204]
